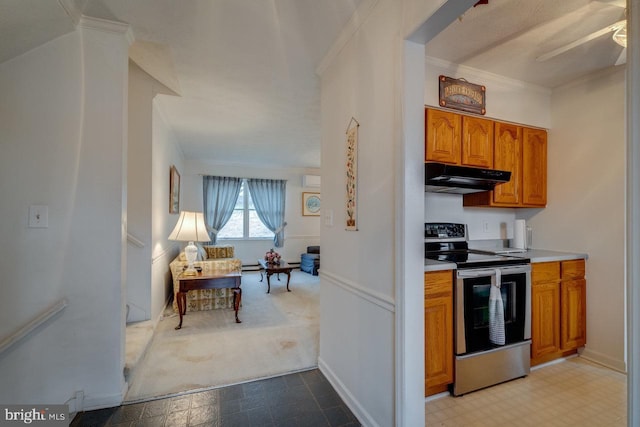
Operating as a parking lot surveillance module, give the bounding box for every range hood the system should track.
[425,162,511,194]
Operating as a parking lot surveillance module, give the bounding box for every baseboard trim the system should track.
[318,357,379,427]
[82,390,125,411]
[321,271,395,313]
[579,348,627,373]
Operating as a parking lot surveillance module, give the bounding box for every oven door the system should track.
[455,265,531,356]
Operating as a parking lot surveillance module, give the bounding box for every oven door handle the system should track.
[457,269,497,278]
[498,265,531,275]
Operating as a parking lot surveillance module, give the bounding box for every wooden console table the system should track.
[258,259,293,293]
[175,270,242,330]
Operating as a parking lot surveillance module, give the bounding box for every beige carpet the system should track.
[125,270,319,402]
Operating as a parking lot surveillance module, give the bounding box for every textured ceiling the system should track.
[80,0,363,169]
[1,0,361,169]
[1,1,627,167]
[426,0,627,88]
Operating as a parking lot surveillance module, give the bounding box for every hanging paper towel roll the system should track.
[514,220,527,249]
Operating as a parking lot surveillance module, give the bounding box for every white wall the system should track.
[0,21,130,410]
[127,62,183,324]
[127,61,154,322]
[180,160,320,265]
[318,0,400,425]
[424,57,552,128]
[426,193,518,241]
[151,104,184,318]
[522,67,626,371]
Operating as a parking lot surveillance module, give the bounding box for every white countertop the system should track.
[424,249,588,272]
[504,249,588,263]
[424,259,456,272]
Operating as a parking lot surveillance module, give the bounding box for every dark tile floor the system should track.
[71,369,360,427]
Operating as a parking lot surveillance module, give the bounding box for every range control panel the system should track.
[424,222,467,240]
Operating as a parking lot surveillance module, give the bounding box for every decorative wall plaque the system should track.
[438,75,486,115]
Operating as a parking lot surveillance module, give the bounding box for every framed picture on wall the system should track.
[302,192,321,216]
[169,165,180,214]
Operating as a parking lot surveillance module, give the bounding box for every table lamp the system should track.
[169,211,211,275]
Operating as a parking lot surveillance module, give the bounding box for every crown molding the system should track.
[426,56,552,95]
[79,15,134,45]
[57,0,81,26]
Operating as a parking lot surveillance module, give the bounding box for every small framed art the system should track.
[169,165,180,214]
[302,192,321,216]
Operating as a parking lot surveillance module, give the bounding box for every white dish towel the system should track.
[489,269,506,346]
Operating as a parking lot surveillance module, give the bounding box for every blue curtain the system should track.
[247,179,287,247]
[202,176,242,244]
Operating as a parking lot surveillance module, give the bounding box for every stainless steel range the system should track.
[425,222,532,396]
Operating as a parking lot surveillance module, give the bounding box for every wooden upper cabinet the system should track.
[426,108,547,209]
[425,109,461,164]
[492,123,522,205]
[522,127,547,206]
[461,116,494,168]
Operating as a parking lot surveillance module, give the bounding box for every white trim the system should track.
[279,234,320,240]
[82,391,125,412]
[318,357,379,427]
[79,15,134,45]
[315,0,380,76]
[321,270,395,313]
[127,233,145,248]
[425,56,552,95]
[0,299,67,355]
[580,349,627,374]
[628,1,640,424]
[57,0,81,26]
[152,244,177,264]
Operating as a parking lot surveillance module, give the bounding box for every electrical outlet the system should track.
[29,205,48,228]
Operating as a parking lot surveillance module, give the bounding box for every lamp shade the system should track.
[168,211,211,242]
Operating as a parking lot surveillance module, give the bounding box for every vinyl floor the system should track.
[425,357,627,427]
[71,369,360,427]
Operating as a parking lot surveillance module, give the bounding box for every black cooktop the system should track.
[425,222,529,269]
[426,249,529,269]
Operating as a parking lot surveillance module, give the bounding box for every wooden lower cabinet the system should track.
[424,270,454,396]
[560,260,587,350]
[531,263,561,364]
[531,260,586,366]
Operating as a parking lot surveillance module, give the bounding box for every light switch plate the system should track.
[29,205,48,228]
[324,209,334,227]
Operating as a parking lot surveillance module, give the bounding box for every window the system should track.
[217,180,273,239]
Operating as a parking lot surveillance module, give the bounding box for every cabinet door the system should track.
[531,281,561,361]
[561,278,587,351]
[461,116,494,168]
[531,262,561,364]
[424,270,453,396]
[425,295,453,394]
[425,109,461,164]
[522,127,547,206]
[493,122,522,205]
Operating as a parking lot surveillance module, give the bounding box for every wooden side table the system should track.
[258,259,293,293]
[175,270,242,330]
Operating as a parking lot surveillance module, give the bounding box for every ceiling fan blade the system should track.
[593,0,626,8]
[536,20,626,62]
[615,47,627,65]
